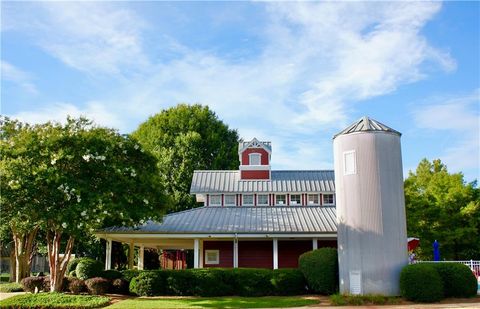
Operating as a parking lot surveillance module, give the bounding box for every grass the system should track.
[0,282,23,292]
[330,293,401,306]
[0,293,110,308]
[107,296,319,308]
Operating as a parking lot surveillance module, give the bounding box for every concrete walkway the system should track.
[0,292,25,301]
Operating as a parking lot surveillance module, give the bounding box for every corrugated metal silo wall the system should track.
[334,132,408,296]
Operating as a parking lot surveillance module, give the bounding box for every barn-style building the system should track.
[98,137,338,270]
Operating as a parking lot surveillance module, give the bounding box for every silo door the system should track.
[349,270,362,295]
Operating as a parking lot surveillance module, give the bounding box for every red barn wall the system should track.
[203,241,233,268]
[238,240,273,268]
[241,148,269,165]
[240,170,270,179]
[278,240,313,268]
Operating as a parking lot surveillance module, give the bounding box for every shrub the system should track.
[129,271,165,296]
[20,276,44,293]
[69,270,77,277]
[431,263,477,298]
[400,263,444,302]
[233,268,273,296]
[191,268,235,296]
[43,276,51,292]
[76,258,103,280]
[111,278,129,294]
[102,269,123,280]
[166,270,195,296]
[298,248,338,295]
[271,269,306,295]
[68,277,86,294]
[0,282,23,292]
[67,257,91,273]
[121,269,140,283]
[85,277,110,295]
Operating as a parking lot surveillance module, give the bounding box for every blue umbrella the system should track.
[433,240,440,261]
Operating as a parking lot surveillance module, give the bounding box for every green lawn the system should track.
[107,296,319,308]
[0,282,23,292]
[0,293,110,308]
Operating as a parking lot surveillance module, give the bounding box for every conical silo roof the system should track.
[333,116,401,139]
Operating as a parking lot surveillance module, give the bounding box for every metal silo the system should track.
[333,116,408,296]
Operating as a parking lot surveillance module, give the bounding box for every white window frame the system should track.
[224,194,236,206]
[242,194,254,206]
[344,150,356,175]
[248,153,261,165]
[275,194,286,206]
[204,250,219,265]
[290,194,301,205]
[323,194,335,205]
[210,194,222,206]
[257,194,269,206]
[307,194,320,205]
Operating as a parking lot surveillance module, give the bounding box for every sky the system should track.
[1,1,479,182]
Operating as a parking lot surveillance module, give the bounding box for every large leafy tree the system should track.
[133,104,239,212]
[1,117,167,290]
[405,159,479,260]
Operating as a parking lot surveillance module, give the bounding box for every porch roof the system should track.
[98,206,337,235]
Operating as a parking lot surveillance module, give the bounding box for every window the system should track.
[224,194,236,206]
[210,194,221,206]
[344,150,356,175]
[323,194,335,205]
[243,194,254,205]
[249,153,261,165]
[290,194,301,205]
[275,194,286,205]
[257,194,269,206]
[308,194,319,205]
[205,250,219,265]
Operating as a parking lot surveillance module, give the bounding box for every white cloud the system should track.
[413,89,480,176]
[1,60,38,94]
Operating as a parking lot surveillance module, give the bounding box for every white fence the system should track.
[417,260,480,278]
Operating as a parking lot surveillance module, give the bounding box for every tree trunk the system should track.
[47,230,75,292]
[11,226,38,283]
[9,249,16,283]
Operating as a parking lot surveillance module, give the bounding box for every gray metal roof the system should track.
[334,116,401,138]
[190,170,335,193]
[99,206,337,234]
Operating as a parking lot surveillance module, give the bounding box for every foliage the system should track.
[0,282,23,292]
[430,263,478,298]
[102,269,123,280]
[298,248,338,295]
[133,104,239,212]
[271,269,306,296]
[405,159,480,260]
[0,292,110,308]
[85,277,110,295]
[121,269,140,283]
[67,277,87,294]
[111,278,129,295]
[128,268,306,297]
[76,258,103,280]
[69,270,77,277]
[107,296,319,309]
[67,257,91,274]
[399,263,444,302]
[1,116,168,291]
[20,276,44,293]
[329,294,401,306]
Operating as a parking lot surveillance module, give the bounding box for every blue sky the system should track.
[2,1,479,182]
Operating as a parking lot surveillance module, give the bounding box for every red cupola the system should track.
[238,138,271,180]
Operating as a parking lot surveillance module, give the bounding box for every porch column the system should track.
[138,245,145,270]
[194,239,200,269]
[199,240,204,268]
[273,238,278,270]
[233,239,238,268]
[105,239,112,270]
[312,238,318,250]
[128,241,134,270]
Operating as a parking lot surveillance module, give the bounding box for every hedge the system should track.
[400,263,444,302]
[298,248,338,295]
[128,268,306,297]
[85,277,110,295]
[67,257,93,273]
[75,258,103,280]
[430,263,477,298]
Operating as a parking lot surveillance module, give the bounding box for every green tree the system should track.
[133,104,239,212]
[1,117,167,290]
[405,159,479,260]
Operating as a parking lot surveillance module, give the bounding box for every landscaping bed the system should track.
[0,292,110,308]
[0,283,23,293]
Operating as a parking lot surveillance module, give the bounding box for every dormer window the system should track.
[249,153,261,165]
